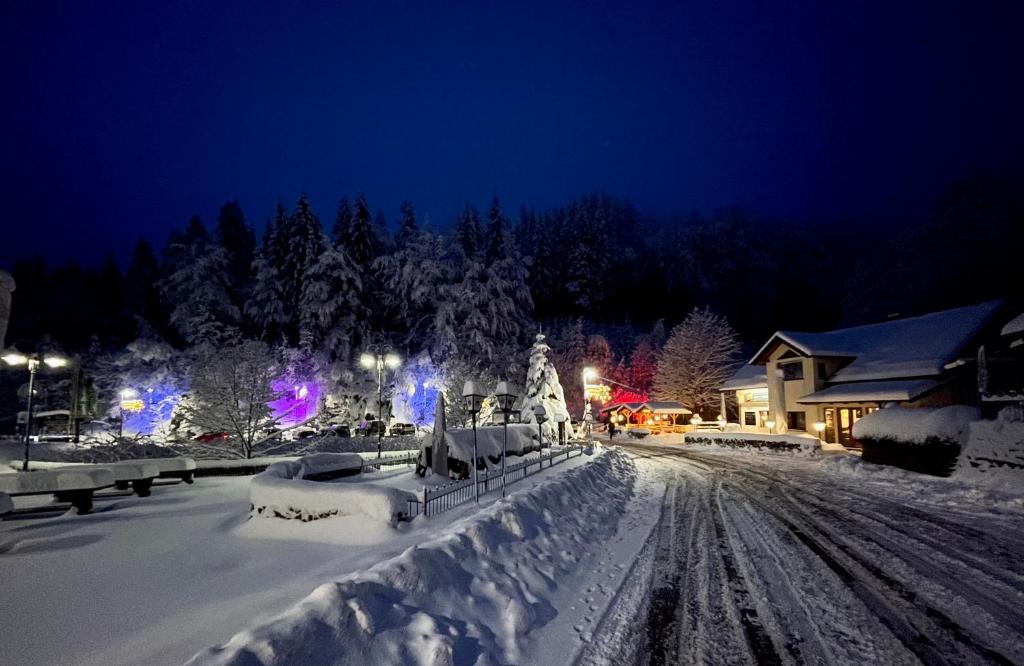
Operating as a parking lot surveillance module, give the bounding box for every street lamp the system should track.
[360,349,402,458]
[533,404,548,467]
[462,380,486,501]
[581,366,598,430]
[3,349,69,470]
[494,381,518,497]
[813,421,826,442]
[119,388,139,439]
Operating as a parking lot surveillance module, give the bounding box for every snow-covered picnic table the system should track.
[12,460,164,497]
[0,468,116,514]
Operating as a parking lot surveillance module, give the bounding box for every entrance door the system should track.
[837,407,863,449]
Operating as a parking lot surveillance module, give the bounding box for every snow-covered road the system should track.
[580,444,1024,666]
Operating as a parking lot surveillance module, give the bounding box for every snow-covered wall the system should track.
[852,406,979,446]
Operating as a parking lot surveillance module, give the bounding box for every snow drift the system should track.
[190,448,635,666]
[250,455,416,523]
[441,423,539,467]
[852,405,979,445]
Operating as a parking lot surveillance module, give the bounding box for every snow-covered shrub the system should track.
[959,417,1024,483]
[853,405,980,477]
[250,455,416,523]
[683,431,819,456]
[852,405,979,445]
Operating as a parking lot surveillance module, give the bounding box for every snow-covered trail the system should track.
[580,444,1024,666]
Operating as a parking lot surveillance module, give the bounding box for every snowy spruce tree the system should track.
[299,232,365,362]
[345,193,379,270]
[215,199,255,305]
[331,196,354,248]
[519,333,574,441]
[246,218,287,336]
[394,200,418,249]
[653,307,741,415]
[456,203,482,258]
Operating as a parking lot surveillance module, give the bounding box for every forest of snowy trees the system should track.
[2,175,1022,434]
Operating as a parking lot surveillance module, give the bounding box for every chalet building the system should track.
[721,301,1008,448]
[978,310,1024,416]
[599,400,691,429]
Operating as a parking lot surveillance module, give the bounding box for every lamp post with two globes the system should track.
[462,381,487,501]
[2,349,69,471]
[493,381,518,497]
[359,350,401,458]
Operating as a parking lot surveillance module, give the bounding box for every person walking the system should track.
[608,419,617,440]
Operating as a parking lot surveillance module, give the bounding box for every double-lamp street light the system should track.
[461,380,487,502]
[2,349,69,471]
[360,350,401,458]
[493,381,519,497]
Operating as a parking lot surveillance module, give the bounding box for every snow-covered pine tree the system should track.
[215,200,255,303]
[485,195,511,265]
[374,229,451,350]
[246,219,287,336]
[346,193,378,270]
[299,231,365,362]
[331,196,353,249]
[480,196,533,369]
[394,200,418,249]
[519,332,575,441]
[455,203,481,259]
[653,307,741,415]
[159,216,240,345]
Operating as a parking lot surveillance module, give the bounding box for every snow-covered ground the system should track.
[585,441,1024,665]
[0,445,617,665]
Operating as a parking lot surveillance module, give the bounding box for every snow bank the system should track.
[0,491,12,515]
[442,423,539,466]
[190,449,635,666]
[292,453,363,480]
[250,457,415,523]
[684,431,820,456]
[852,405,979,445]
[958,415,1024,486]
[0,468,116,494]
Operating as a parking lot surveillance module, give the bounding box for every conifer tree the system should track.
[331,196,354,248]
[395,200,418,249]
[215,200,255,300]
[455,203,481,259]
[519,333,575,441]
[299,231,365,362]
[346,193,378,270]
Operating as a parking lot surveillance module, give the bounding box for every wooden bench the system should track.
[0,468,116,514]
[12,461,162,497]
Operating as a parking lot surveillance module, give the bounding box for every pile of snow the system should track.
[958,412,1024,485]
[0,468,116,494]
[14,460,161,483]
[251,456,415,523]
[684,431,820,456]
[190,449,636,665]
[441,423,538,467]
[852,405,979,445]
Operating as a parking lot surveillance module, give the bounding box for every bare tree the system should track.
[179,340,284,458]
[654,308,741,415]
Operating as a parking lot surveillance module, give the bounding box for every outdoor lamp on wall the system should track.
[813,421,826,440]
[462,380,487,501]
[690,414,703,426]
[494,381,518,497]
[765,419,776,434]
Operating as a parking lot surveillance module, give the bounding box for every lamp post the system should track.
[582,366,598,431]
[119,388,139,439]
[360,350,401,458]
[462,381,486,501]
[533,404,548,467]
[2,349,68,471]
[494,381,518,498]
[813,421,826,443]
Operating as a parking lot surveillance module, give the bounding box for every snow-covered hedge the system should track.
[250,456,416,523]
[852,405,979,446]
[441,423,540,467]
[190,448,635,666]
[684,431,820,456]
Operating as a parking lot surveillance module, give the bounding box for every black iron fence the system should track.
[361,452,418,473]
[406,444,586,518]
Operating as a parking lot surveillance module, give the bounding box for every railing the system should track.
[361,452,418,473]
[406,444,586,518]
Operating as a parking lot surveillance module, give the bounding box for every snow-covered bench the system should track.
[0,468,116,514]
[139,457,197,483]
[12,460,162,497]
[0,492,13,517]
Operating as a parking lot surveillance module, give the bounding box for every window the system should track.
[787,411,806,431]
[781,361,803,381]
[744,412,757,426]
[817,362,827,380]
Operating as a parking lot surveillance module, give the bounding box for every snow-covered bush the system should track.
[959,416,1024,482]
[684,431,820,456]
[852,405,979,445]
[250,455,416,523]
[439,423,540,470]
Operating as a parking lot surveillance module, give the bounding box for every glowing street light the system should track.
[813,421,826,441]
[462,380,487,501]
[359,348,402,458]
[494,381,518,498]
[2,348,69,470]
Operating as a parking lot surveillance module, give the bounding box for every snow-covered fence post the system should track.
[462,381,486,502]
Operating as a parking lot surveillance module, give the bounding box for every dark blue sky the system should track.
[2,1,1022,266]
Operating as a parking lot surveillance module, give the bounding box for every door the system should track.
[837,407,863,449]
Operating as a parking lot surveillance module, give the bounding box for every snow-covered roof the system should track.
[636,401,692,414]
[750,301,1003,382]
[599,402,644,414]
[1002,312,1024,338]
[719,365,768,391]
[795,379,940,404]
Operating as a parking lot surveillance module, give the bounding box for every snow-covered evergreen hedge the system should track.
[852,405,979,446]
[683,431,820,455]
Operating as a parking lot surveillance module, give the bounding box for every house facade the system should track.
[722,301,1007,448]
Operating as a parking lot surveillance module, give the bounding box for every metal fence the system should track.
[362,452,418,473]
[406,444,586,518]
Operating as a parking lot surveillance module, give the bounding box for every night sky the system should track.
[3,1,1022,266]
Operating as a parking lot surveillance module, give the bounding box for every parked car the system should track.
[323,424,351,438]
[389,422,416,436]
[295,428,318,440]
[356,420,386,437]
[194,431,230,442]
